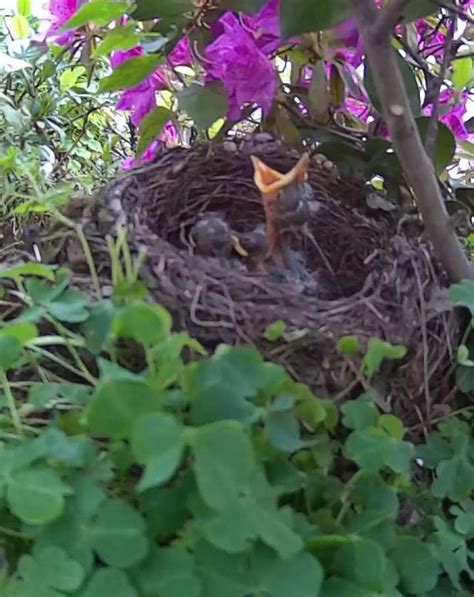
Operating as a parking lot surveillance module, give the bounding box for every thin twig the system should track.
[425,18,455,160]
[412,259,431,423]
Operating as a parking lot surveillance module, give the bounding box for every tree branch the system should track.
[350,0,473,282]
[372,0,411,43]
[424,17,455,160]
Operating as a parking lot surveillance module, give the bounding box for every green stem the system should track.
[1,371,24,438]
[335,469,365,525]
[0,525,30,540]
[52,210,102,299]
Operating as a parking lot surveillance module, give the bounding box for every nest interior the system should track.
[22,135,462,428]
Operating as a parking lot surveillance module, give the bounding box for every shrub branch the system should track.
[350,0,473,282]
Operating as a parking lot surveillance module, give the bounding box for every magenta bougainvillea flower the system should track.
[121,121,178,169]
[328,17,364,67]
[46,0,84,45]
[240,0,281,54]
[205,12,276,119]
[111,40,188,168]
[111,37,190,127]
[423,88,471,139]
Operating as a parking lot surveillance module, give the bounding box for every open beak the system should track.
[250,153,309,268]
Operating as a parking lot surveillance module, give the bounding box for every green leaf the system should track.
[365,52,420,118]
[336,335,360,356]
[195,542,252,596]
[80,301,114,354]
[344,427,414,474]
[59,66,86,92]
[378,414,405,439]
[264,319,287,342]
[362,338,407,379]
[90,499,149,568]
[99,55,164,93]
[112,302,172,346]
[416,117,456,173]
[0,336,22,370]
[219,0,268,11]
[133,0,193,20]
[450,500,474,536]
[87,379,161,439]
[184,346,267,424]
[135,547,202,597]
[7,468,72,525]
[17,0,32,17]
[400,0,440,21]
[452,56,472,91]
[416,432,453,467]
[280,0,350,38]
[93,24,142,58]
[321,577,381,596]
[178,82,228,130]
[63,1,129,29]
[449,279,474,314]
[265,410,304,453]
[252,546,323,597]
[191,420,262,511]
[139,473,194,541]
[137,107,173,156]
[431,455,474,502]
[390,537,440,594]
[0,263,55,281]
[80,568,138,597]
[48,288,89,323]
[18,546,84,593]
[433,516,473,590]
[333,538,387,591]
[130,412,185,492]
[341,395,378,430]
[1,321,38,344]
[11,14,29,38]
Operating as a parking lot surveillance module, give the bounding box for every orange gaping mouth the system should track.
[250,153,310,268]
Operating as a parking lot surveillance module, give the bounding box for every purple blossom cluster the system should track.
[45,0,474,167]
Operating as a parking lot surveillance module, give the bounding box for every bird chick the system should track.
[277,181,314,230]
[190,212,232,258]
[232,223,268,272]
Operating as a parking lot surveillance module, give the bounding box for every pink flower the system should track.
[46,0,84,45]
[241,0,282,54]
[205,12,276,119]
[121,121,178,169]
[416,20,446,59]
[328,17,364,67]
[111,38,190,126]
[423,88,470,139]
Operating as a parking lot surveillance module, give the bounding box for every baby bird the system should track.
[278,180,314,231]
[250,153,315,281]
[233,223,268,272]
[190,212,232,258]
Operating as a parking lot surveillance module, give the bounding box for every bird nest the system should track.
[25,135,461,428]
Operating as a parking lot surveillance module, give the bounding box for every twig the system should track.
[424,18,455,160]
[412,259,431,423]
[1,372,24,438]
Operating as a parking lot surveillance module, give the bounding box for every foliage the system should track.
[0,6,132,218]
[36,0,474,198]
[0,263,469,595]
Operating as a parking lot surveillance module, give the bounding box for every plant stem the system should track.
[350,0,473,282]
[1,372,23,438]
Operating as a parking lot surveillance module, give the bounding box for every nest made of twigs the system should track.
[20,134,461,429]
